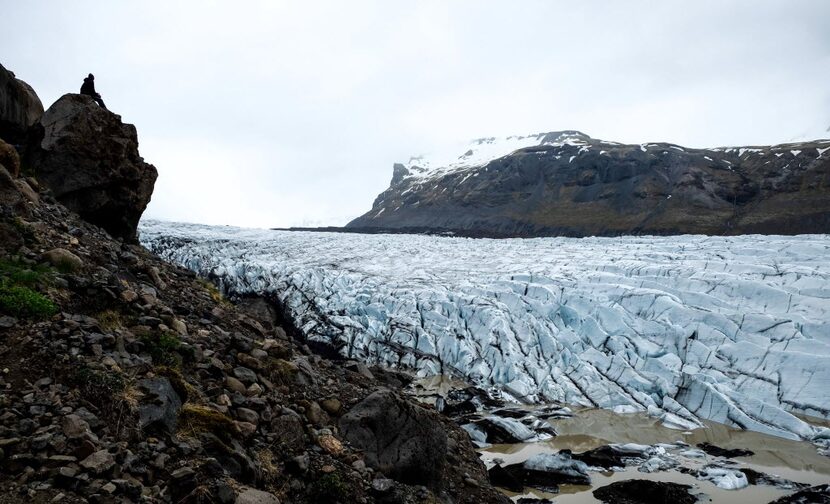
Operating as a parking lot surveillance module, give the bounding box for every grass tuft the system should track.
[96,309,123,332]
[196,278,231,307]
[177,404,238,443]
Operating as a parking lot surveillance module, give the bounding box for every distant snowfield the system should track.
[139,222,830,444]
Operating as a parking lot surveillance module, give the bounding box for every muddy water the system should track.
[479,408,830,503]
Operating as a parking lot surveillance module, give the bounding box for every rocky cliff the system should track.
[0,67,509,503]
[29,94,158,243]
[0,63,44,146]
[348,131,830,237]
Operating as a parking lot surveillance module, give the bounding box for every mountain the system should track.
[348,131,830,237]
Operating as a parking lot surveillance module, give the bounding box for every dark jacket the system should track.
[80,77,96,96]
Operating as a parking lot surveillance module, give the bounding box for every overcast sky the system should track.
[3,1,830,227]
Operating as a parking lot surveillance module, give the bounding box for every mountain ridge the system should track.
[348,131,830,237]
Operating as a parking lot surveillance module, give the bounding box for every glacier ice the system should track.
[523,452,591,484]
[139,221,830,443]
[697,466,750,490]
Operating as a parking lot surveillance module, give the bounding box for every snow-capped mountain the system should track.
[399,131,592,181]
[140,221,830,447]
[348,131,830,237]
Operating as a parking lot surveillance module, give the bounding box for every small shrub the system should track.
[75,367,127,397]
[256,449,280,483]
[72,367,136,439]
[0,258,56,319]
[310,473,350,502]
[0,258,52,287]
[0,280,57,319]
[141,331,182,367]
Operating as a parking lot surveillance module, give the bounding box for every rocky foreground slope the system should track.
[348,131,830,237]
[0,64,509,503]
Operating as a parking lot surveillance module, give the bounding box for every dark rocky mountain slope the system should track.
[348,131,830,237]
[0,65,509,503]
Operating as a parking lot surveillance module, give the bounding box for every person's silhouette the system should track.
[80,73,107,110]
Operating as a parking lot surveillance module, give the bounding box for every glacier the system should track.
[139,221,830,444]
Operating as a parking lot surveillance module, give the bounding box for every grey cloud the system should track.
[2,0,828,227]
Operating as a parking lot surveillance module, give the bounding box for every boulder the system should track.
[42,248,84,272]
[137,377,182,433]
[592,480,697,504]
[0,164,27,217]
[696,442,754,459]
[571,444,650,470]
[79,449,115,475]
[770,484,830,504]
[0,138,20,178]
[61,414,91,439]
[30,94,157,242]
[521,452,591,488]
[270,414,306,452]
[339,388,447,489]
[235,488,280,504]
[0,63,44,145]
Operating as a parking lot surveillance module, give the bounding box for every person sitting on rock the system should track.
[80,73,107,110]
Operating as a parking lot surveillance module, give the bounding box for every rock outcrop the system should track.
[0,63,44,145]
[339,388,449,489]
[0,164,26,216]
[30,93,157,242]
[0,138,21,178]
[348,131,830,237]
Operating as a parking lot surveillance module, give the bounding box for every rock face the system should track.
[0,138,21,178]
[30,93,157,241]
[0,164,26,217]
[348,131,830,237]
[0,63,44,145]
[339,388,448,489]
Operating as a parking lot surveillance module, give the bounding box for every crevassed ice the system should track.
[139,221,830,443]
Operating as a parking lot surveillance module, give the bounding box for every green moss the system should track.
[0,280,57,319]
[0,258,52,287]
[0,258,56,319]
[141,331,182,367]
[310,473,350,502]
